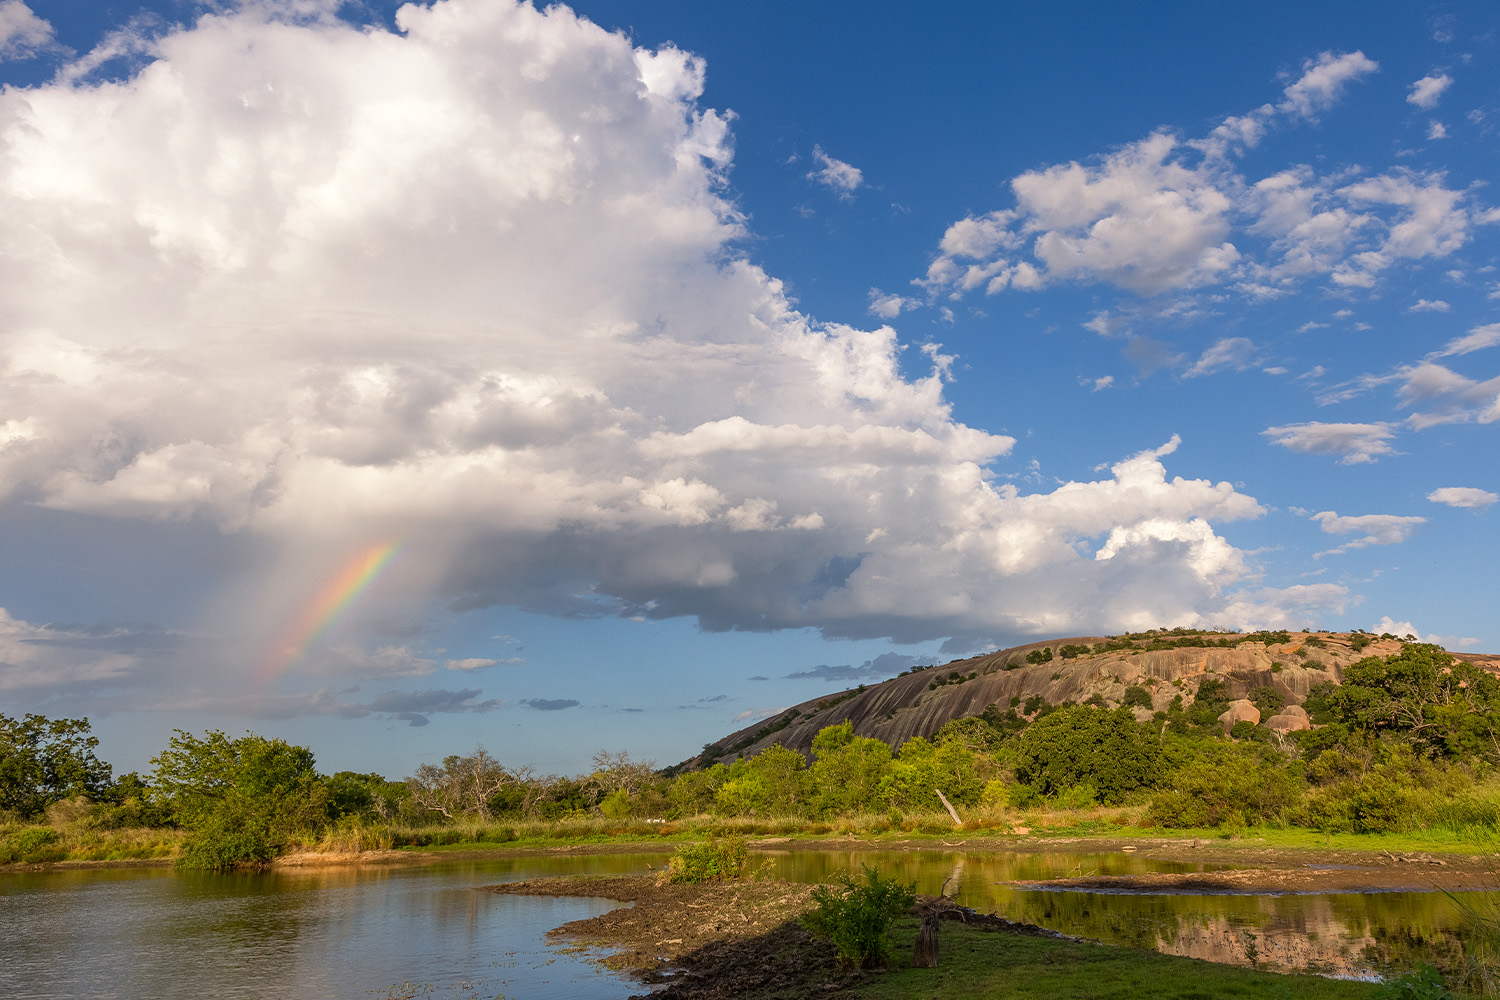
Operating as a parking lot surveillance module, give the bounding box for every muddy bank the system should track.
[487,874,1062,999]
[487,874,852,999]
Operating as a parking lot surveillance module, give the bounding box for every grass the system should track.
[7,798,1498,866]
[0,820,185,863]
[853,920,1384,1000]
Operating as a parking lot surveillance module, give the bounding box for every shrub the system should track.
[666,835,748,883]
[803,865,916,969]
[0,826,63,863]
[1122,685,1153,710]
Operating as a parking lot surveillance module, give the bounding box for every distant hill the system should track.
[687,630,1500,769]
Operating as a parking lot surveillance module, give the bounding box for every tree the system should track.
[1319,644,1500,761]
[0,713,113,818]
[1013,705,1164,804]
[151,729,326,868]
[809,722,892,816]
[406,747,516,820]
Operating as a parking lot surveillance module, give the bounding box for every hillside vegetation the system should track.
[6,630,1500,873]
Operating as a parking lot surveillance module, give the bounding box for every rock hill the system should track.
[690,630,1499,769]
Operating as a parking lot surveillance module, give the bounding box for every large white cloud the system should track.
[0,0,1310,700]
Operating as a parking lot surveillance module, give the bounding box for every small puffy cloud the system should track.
[1432,323,1500,358]
[867,288,920,319]
[1085,375,1115,391]
[731,706,786,724]
[785,651,917,682]
[1428,121,1449,140]
[0,1,53,60]
[1278,51,1380,120]
[808,145,863,198]
[1395,363,1500,428]
[1407,73,1454,110]
[444,657,503,671]
[1427,486,1498,509]
[1408,298,1450,312]
[1184,337,1257,378]
[520,698,580,711]
[1312,510,1426,555]
[1262,422,1398,464]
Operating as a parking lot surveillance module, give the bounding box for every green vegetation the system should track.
[666,834,749,882]
[6,640,1500,885]
[803,865,916,969]
[1,713,113,817]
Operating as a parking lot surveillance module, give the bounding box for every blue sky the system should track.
[0,0,1496,778]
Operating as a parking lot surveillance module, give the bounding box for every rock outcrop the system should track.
[690,632,1498,768]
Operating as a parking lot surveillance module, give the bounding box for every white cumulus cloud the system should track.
[808,145,863,198]
[1262,422,1398,464]
[1427,486,1498,509]
[1407,73,1453,110]
[0,0,51,60]
[0,0,1309,712]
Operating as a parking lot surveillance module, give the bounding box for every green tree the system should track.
[881,736,984,811]
[809,722,893,816]
[1320,644,1500,761]
[151,729,326,868]
[1148,740,1304,828]
[0,713,113,818]
[1013,705,1164,804]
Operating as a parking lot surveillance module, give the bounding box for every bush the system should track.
[666,835,748,883]
[0,826,63,863]
[1122,685,1153,710]
[803,865,916,969]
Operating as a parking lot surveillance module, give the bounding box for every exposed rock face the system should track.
[1217,700,1260,733]
[691,633,1496,768]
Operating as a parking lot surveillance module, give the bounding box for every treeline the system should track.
[5,643,1500,868]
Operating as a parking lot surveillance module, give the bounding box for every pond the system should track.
[2,848,1492,998]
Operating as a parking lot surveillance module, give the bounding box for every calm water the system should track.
[0,854,667,1000]
[3,849,1494,997]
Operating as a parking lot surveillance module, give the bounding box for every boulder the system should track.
[1217,699,1260,734]
[1279,704,1309,721]
[1264,711,1311,732]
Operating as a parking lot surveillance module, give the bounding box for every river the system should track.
[2,849,1491,998]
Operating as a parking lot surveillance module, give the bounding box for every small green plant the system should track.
[666,834,748,883]
[1374,963,1453,1000]
[803,864,916,968]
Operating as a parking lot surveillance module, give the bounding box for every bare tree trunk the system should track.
[912,911,940,968]
[935,788,962,827]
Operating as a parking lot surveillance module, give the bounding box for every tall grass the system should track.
[1441,887,1500,998]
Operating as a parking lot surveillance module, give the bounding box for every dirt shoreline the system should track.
[486,874,1059,999]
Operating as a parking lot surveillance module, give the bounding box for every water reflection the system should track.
[2,848,1490,993]
[0,855,669,1000]
[758,848,1487,979]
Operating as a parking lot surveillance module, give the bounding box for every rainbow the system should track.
[259,539,402,681]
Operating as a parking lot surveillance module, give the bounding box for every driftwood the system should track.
[912,910,940,968]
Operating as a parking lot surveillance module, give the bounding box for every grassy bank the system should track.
[8,802,1499,867]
